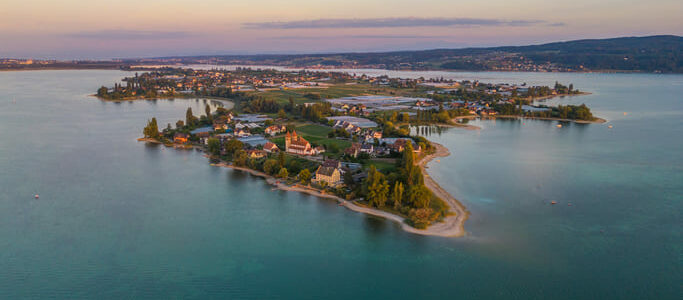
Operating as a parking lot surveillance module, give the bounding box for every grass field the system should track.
[250,83,431,106]
[366,159,398,173]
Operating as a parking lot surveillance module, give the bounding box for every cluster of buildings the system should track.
[284,131,325,156]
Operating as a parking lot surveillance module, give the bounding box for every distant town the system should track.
[102,66,598,232]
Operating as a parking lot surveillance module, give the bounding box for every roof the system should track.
[316,166,338,177]
[190,127,214,135]
[264,142,279,150]
[322,159,340,168]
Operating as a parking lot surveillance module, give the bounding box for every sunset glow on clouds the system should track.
[1,0,681,59]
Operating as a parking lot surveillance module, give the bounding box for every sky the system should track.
[1,0,681,59]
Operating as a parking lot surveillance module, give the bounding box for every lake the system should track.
[0,69,680,299]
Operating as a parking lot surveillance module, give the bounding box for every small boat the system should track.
[568,203,573,206]
[34,194,39,199]
[623,112,628,116]
[556,124,562,128]
[608,125,613,129]
[551,201,557,205]
[436,160,440,163]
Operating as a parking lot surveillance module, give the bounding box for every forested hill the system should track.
[157,35,682,73]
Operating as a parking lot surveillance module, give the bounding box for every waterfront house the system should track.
[246,149,266,159]
[313,166,342,187]
[174,133,189,144]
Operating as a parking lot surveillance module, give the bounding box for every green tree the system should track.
[224,139,244,155]
[207,138,220,156]
[97,86,108,97]
[205,104,212,123]
[277,108,286,119]
[143,118,160,139]
[298,169,312,184]
[392,182,404,209]
[367,171,389,208]
[263,159,280,175]
[277,151,286,168]
[186,107,195,127]
[277,167,288,179]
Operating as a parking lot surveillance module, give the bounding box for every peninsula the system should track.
[101,67,601,236]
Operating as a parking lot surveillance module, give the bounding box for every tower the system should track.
[285,131,291,151]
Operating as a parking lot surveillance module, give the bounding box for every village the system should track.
[125,67,595,229]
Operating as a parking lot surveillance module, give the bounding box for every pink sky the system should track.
[1,0,681,59]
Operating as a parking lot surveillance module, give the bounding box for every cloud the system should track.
[243,17,554,29]
[275,34,450,39]
[66,30,196,40]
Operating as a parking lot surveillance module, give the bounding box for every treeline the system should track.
[351,143,447,228]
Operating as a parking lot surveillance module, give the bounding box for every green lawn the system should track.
[295,124,333,136]
[249,83,432,105]
[366,160,398,173]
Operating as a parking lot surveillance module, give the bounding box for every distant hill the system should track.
[156,35,682,73]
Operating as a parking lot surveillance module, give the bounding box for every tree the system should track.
[176,120,184,129]
[207,138,220,156]
[97,86,108,97]
[367,170,389,208]
[408,185,431,208]
[277,151,285,168]
[224,139,244,155]
[234,150,248,166]
[277,167,288,179]
[143,118,160,139]
[392,182,404,209]
[298,169,312,184]
[186,107,195,127]
[263,159,280,175]
[205,104,212,123]
[277,108,286,119]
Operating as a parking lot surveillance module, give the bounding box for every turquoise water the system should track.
[0,70,681,299]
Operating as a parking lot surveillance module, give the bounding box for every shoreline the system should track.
[207,144,469,237]
[95,94,235,109]
[493,115,607,124]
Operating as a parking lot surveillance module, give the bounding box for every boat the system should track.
[556,124,562,128]
[34,194,39,199]
[608,125,613,129]
[551,201,557,205]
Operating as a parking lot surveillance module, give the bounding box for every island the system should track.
[99,67,603,236]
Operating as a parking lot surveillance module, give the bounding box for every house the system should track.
[285,131,319,155]
[344,143,361,158]
[263,142,279,153]
[313,166,342,187]
[213,122,229,131]
[380,138,421,153]
[174,133,189,144]
[190,127,213,136]
[246,149,266,159]
[360,143,374,154]
[322,159,342,169]
[235,128,251,137]
[265,125,287,136]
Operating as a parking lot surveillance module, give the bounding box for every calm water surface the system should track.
[0,70,680,299]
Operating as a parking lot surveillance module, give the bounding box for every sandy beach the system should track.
[212,144,469,237]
